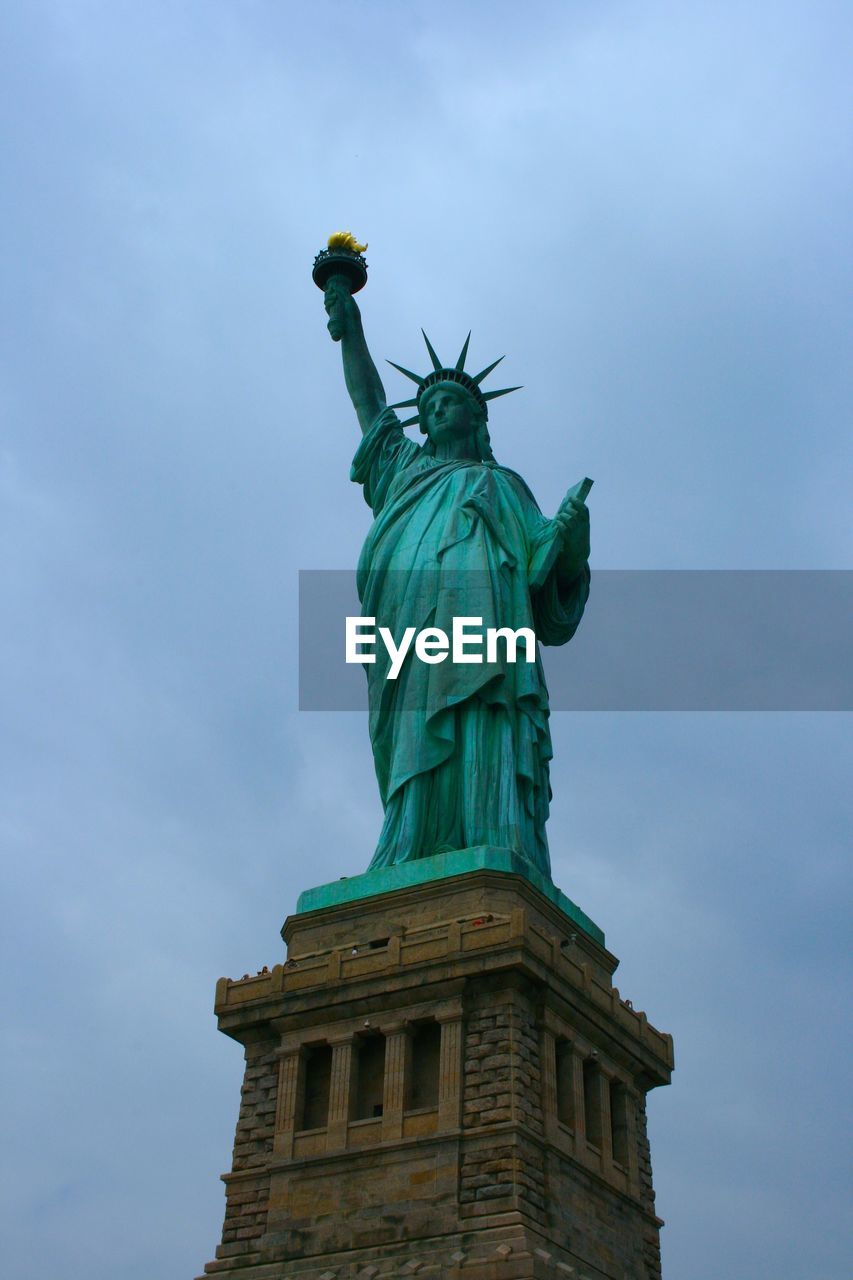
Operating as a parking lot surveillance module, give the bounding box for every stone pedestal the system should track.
[197,855,673,1280]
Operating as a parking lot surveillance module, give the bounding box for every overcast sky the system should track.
[1,2,851,1278]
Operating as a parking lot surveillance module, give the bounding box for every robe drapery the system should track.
[351,408,590,875]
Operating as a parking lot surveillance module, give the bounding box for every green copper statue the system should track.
[315,236,591,880]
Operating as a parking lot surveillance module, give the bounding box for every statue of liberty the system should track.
[316,236,591,879]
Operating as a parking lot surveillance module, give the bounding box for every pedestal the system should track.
[197,852,673,1279]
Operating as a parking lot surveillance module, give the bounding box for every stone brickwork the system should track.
[460,993,547,1227]
[197,869,673,1279]
[635,1094,655,1216]
[463,1006,514,1128]
[460,1138,515,1210]
[636,1094,663,1280]
[544,1149,655,1278]
[461,996,544,1136]
[217,1038,278,1261]
[511,1001,544,1141]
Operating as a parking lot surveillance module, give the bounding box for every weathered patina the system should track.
[321,247,591,878]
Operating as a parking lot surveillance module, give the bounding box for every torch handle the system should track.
[324,274,356,343]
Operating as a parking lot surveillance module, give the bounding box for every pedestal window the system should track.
[352,1032,386,1120]
[582,1057,603,1148]
[609,1079,629,1166]
[407,1020,441,1110]
[555,1037,576,1129]
[300,1044,332,1131]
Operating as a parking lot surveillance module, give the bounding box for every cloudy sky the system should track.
[1,2,850,1277]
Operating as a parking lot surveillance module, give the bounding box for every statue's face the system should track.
[420,382,479,448]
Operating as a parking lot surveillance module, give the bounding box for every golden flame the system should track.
[327,231,367,254]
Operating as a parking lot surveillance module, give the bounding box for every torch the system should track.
[313,232,368,341]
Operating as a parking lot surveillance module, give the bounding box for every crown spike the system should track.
[399,414,421,427]
[388,397,420,410]
[455,332,471,372]
[386,359,425,385]
[482,385,522,402]
[421,330,444,372]
[472,355,505,385]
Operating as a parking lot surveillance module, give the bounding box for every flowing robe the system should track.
[352,408,589,875]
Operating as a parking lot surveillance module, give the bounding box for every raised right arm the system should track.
[324,277,387,435]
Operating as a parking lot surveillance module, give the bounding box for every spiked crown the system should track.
[388,331,520,429]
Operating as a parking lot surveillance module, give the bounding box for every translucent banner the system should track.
[298,570,852,711]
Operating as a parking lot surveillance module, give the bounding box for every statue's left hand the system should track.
[553,496,590,581]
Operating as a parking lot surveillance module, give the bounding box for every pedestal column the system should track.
[326,1035,354,1150]
[597,1065,614,1166]
[381,1023,408,1141]
[438,1011,464,1131]
[571,1047,586,1143]
[273,1048,302,1159]
[541,1025,559,1140]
